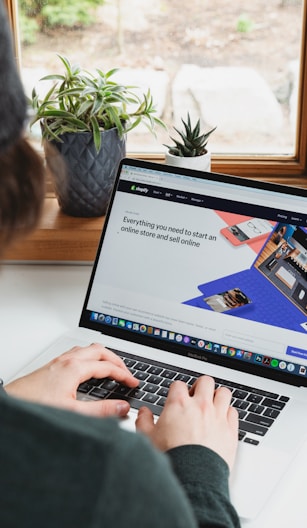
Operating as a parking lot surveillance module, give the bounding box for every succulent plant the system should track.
[164,113,216,157]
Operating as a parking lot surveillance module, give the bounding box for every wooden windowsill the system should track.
[5,197,105,262]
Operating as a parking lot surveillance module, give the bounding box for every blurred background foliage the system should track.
[18,0,105,44]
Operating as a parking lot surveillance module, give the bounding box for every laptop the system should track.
[13,158,307,520]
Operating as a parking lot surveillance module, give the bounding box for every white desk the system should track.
[1,263,306,527]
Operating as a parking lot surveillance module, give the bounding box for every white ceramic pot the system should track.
[165,150,211,172]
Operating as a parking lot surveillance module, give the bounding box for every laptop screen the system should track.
[79,158,307,387]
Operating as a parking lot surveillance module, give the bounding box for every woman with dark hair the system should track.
[0,2,240,526]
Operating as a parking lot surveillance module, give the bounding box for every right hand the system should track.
[135,375,238,470]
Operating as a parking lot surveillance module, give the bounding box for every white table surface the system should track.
[1,263,306,527]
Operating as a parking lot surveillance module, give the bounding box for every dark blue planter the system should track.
[44,128,126,217]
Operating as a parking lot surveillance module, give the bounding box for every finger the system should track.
[189,375,215,399]
[63,343,131,372]
[165,380,189,405]
[76,360,139,387]
[228,405,239,428]
[213,385,233,412]
[89,343,131,371]
[135,406,155,435]
[71,398,131,418]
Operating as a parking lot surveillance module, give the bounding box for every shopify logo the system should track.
[130,185,148,193]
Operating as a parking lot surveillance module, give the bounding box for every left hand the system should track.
[4,343,139,418]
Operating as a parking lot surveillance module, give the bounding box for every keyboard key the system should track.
[123,358,136,368]
[248,403,265,414]
[143,393,159,404]
[134,371,150,381]
[128,388,145,400]
[123,397,164,416]
[101,379,119,391]
[90,387,109,399]
[247,393,263,404]
[263,408,280,419]
[162,369,177,379]
[244,437,260,446]
[135,362,150,372]
[245,412,274,428]
[239,420,268,437]
[233,399,249,410]
[147,374,163,385]
[114,385,132,396]
[233,389,248,400]
[262,398,286,410]
[175,373,191,383]
[157,387,169,397]
[148,366,163,375]
[144,383,159,394]
[237,409,247,420]
[78,382,94,394]
[107,393,129,402]
[161,378,173,389]
[87,378,103,386]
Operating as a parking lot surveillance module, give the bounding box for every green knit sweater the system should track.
[0,387,240,527]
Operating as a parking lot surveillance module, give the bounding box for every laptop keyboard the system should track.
[78,350,290,446]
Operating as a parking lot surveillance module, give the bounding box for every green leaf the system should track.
[90,115,101,152]
[39,74,65,82]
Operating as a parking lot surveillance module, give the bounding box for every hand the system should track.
[136,375,238,470]
[5,343,139,418]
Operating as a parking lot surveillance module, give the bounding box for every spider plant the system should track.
[30,54,165,152]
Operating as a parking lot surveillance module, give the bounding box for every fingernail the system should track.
[116,402,129,416]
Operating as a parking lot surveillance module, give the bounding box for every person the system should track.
[0,2,240,526]
[266,242,291,271]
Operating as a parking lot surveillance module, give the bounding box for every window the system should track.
[6,0,307,182]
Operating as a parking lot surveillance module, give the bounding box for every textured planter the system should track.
[165,150,211,172]
[44,128,126,217]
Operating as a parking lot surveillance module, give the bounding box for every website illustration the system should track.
[184,220,307,334]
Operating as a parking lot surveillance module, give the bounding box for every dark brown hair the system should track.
[0,136,45,253]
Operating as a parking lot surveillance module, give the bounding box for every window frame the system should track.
[5,0,307,185]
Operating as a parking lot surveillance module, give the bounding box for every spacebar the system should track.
[108,393,164,416]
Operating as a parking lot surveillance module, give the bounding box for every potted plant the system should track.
[164,113,216,172]
[30,54,165,217]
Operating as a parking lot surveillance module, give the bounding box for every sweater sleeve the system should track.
[167,445,241,528]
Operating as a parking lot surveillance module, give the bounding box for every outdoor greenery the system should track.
[164,113,216,157]
[18,0,104,43]
[30,54,165,152]
[236,14,254,33]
